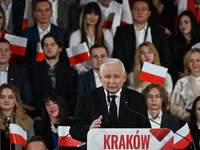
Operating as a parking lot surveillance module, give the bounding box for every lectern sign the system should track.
[87,128,173,150]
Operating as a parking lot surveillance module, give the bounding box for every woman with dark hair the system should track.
[69,2,113,75]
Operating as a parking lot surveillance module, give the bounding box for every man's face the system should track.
[131,1,151,25]
[27,141,47,150]
[0,42,11,65]
[195,0,200,5]
[34,2,52,25]
[99,64,127,94]
[90,47,109,72]
[98,0,112,7]
[43,37,62,60]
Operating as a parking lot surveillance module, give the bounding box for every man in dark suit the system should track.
[28,32,77,117]
[142,83,180,132]
[77,44,109,97]
[113,0,171,73]
[21,0,69,67]
[0,38,32,105]
[70,58,150,142]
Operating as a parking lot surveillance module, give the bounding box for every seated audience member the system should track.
[0,84,35,150]
[169,11,200,84]
[28,32,77,117]
[170,49,200,122]
[70,58,151,142]
[142,83,180,132]
[0,0,24,35]
[77,44,109,97]
[113,0,171,74]
[21,0,68,67]
[34,91,80,150]
[0,38,32,105]
[0,6,6,38]
[27,135,48,150]
[127,42,173,99]
[70,2,113,75]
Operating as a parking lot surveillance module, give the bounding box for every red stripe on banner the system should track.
[139,71,165,85]
[69,51,90,66]
[10,133,27,148]
[174,133,193,150]
[59,136,81,147]
[21,19,28,31]
[35,52,45,62]
[11,45,26,56]
[160,137,174,150]
[120,21,129,25]
[102,21,113,29]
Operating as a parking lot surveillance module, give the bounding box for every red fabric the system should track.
[10,133,27,148]
[139,71,165,85]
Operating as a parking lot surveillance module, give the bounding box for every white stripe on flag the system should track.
[174,123,190,144]
[36,43,43,53]
[66,42,89,57]
[10,124,27,140]
[141,62,168,78]
[5,34,27,47]
[58,126,70,137]
[178,0,187,15]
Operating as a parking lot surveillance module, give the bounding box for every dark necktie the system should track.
[109,95,117,127]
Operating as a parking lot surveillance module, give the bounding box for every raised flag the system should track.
[4,34,27,56]
[121,0,133,25]
[22,0,33,30]
[22,104,35,113]
[58,126,82,147]
[139,62,168,85]
[66,42,90,66]
[174,123,193,149]
[10,124,27,148]
[102,13,115,29]
[35,43,45,61]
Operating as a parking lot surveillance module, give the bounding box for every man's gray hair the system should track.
[100,58,126,74]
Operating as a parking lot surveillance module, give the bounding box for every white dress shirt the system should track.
[38,25,51,41]
[0,65,9,86]
[48,0,58,26]
[93,70,102,88]
[148,110,162,128]
[1,1,12,31]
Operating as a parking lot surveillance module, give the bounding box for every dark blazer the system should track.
[70,87,151,142]
[113,24,171,73]
[8,63,32,105]
[21,24,69,67]
[77,69,96,97]
[28,60,77,117]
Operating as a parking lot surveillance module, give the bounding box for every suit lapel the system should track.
[160,112,170,128]
[33,25,40,48]
[88,70,96,90]
[150,25,157,44]
[7,64,14,84]
[127,24,135,51]
[56,62,66,92]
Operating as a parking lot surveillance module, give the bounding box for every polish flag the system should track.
[66,42,90,66]
[4,34,27,56]
[35,43,45,61]
[174,123,193,149]
[10,124,27,148]
[22,104,35,113]
[102,13,115,29]
[121,0,133,25]
[22,0,33,30]
[139,62,168,85]
[58,126,82,147]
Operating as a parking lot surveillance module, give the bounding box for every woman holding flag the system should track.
[0,84,34,150]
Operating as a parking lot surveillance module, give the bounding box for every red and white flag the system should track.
[121,0,133,25]
[4,34,27,56]
[22,104,35,113]
[66,42,90,66]
[35,43,45,61]
[102,13,115,29]
[58,126,82,147]
[10,124,27,148]
[174,123,193,150]
[22,0,33,30]
[139,62,168,85]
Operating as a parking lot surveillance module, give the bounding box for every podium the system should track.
[87,128,174,150]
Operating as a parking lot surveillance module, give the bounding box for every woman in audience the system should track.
[0,84,34,150]
[170,49,200,123]
[169,11,200,84]
[0,6,6,38]
[127,42,173,100]
[69,2,113,75]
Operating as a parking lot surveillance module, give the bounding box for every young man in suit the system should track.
[70,58,150,142]
[27,136,48,150]
[113,0,171,73]
[77,44,109,97]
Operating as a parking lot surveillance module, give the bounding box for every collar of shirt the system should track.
[0,64,9,74]
[93,69,102,88]
[38,24,51,40]
[93,69,99,79]
[191,74,200,81]
[1,1,12,10]
[86,30,95,47]
[134,23,148,32]
[45,60,59,70]
[148,110,163,121]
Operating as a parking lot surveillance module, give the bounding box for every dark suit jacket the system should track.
[8,63,32,105]
[70,87,151,142]
[28,60,77,117]
[113,24,171,73]
[77,69,96,97]
[21,24,69,67]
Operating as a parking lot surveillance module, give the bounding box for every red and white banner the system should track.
[22,0,33,30]
[66,42,90,66]
[35,42,45,61]
[139,62,168,85]
[174,123,193,150]
[10,124,27,148]
[121,0,133,25]
[58,126,82,147]
[22,104,35,113]
[102,13,115,29]
[4,34,27,56]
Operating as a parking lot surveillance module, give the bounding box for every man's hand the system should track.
[90,115,103,130]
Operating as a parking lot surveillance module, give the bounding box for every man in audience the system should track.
[27,136,48,150]
[28,32,77,117]
[142,83,180,132]
[0,0,24,35]
[21,0,68,67]
[0,38,32,105]
[113,0,171,73]
[77,44,109,97]
[70,58,150,142]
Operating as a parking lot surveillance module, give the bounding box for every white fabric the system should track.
[1,1,12,31]
[0,65,9,86]
[93,70,101,88]
[48,0,58,26]
[148,111,162,128]
[37,24,51,41]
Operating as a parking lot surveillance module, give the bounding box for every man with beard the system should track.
[28,32,77,117]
